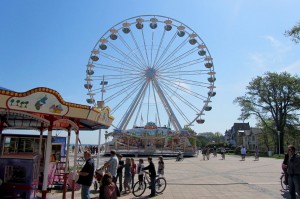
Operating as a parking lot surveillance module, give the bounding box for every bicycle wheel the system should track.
[77,157,85,166]
[280,174,288,191]
[155,177,167,194]
[132,180,146,197]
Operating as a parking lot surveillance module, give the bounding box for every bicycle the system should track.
[280,172,288,191]
[77,156,85,166]
[132,172,167,197]
[77,156,95,166]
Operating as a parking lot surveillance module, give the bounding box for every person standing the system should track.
[137,159,145,185]
[143,157,156,197]
[254,146,259,160]
[282,151,289,186]
[157,156,164,177]
[202,148,207,160]
[287,145,300,199]
[116,154,124,193]
[241,146,246,161]
[123,158,132,194]
[104,150,119,183]
[77,151,95,199]
[131,158,136,189]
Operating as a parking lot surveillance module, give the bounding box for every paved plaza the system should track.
[41,153,290,199]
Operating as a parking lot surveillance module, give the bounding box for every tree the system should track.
[285,21,300,43]
[234,72,300,154]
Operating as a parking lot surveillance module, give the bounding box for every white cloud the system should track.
[279,59,300,75]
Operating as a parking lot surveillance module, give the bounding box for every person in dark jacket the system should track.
[143,156,156,197]
[77,151,94,199]
[116,154,124,193]
[286,145,300,199]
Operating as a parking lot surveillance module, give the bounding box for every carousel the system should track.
[104,122,197,157]
[0,87,114,199]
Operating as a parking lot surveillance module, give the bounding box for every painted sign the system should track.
[7,92,68,115]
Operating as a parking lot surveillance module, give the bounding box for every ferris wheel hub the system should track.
[145,67,156,80]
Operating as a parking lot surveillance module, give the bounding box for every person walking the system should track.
[202,147,207,160]
[131,158,136,189]
[241,146,246,161]
[99,173,118,199]
[206,147,210,160]
[116,154,124,193]
[157,156,165,177]
[123,158,132,194]
[254,146,259,161]
[220,147,226,160]
[77,150,95,199]
[286,145,300,199]
[143,157,156,198]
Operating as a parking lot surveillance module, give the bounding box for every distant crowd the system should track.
[71,145,105,154]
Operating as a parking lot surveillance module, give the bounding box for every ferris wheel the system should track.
[84,15,216,132]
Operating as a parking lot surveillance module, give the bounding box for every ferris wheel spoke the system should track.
[153,31,178,69]
[155,36,189,71]
[157,47,198,71]
[110,81,144,114]
[159,77,208,100]
[141,29,150,66]
[133,91,146,126]
[105,78,144,103]
[159,81,201,112]
[146,83,151,122]
[100,51,140,71]
[118,81,149,130]
[93,63,139,74]
[105,77,143,92]
[159,58,203,73]
[158,84,191,124]
[161,75,211,87]
[117,34,147,70]
[152,85,162,127]
[129,31,148,68]
[107,41,145,70]
[153,30,166,68]
[150,32,155,68]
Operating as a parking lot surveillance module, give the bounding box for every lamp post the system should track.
[96,76,108,169]
[277,130,280,155]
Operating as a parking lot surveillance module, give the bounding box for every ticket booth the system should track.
[0,153,39,199]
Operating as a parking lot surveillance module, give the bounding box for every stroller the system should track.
[93,166,105,191]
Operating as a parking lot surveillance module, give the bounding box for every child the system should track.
[123,158,132,194]
[137,159,145,184]
[157,156,164,177]
[131,158,136,189]
[99,173,118,199]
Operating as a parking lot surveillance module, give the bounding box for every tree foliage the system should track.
[285,21,300,43]
[234,72,300,153]
[195,132,225,147]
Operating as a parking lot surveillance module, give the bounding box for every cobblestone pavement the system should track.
[39,153,290,199]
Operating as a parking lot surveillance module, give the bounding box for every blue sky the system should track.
[1,1,300,144]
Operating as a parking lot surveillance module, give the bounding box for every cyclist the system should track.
[143,157,156,198]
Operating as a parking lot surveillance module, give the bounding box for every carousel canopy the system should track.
[0,87,114,131]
